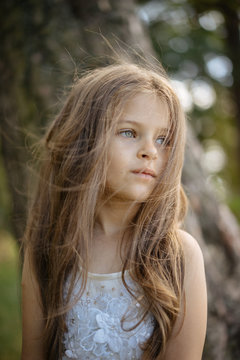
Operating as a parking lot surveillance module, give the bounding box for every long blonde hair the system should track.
[24,62,187,359]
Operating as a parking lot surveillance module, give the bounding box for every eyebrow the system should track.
[119,119,169,133]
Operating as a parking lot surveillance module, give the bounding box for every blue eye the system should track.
[156,137,165,145]
[119,130,135,138]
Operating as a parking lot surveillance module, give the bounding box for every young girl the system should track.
[21,62,207,360]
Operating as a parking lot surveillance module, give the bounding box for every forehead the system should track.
[120,92,170,130]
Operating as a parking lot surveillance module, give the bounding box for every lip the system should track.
[132,168,157,178]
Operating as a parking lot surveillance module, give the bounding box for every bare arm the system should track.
[162,230,207,360]
[21,249,45,360]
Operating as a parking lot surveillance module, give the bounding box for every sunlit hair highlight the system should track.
[24,62,187,359]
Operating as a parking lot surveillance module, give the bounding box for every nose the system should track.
[137,140,158,160]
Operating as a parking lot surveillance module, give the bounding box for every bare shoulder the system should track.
[177,229,205,282]
[21,248,45,360]
[176,228,206,295]
[21,248,42,305]
[162,229,207,360]
[177,229,203,258]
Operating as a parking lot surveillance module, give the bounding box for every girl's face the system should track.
[105,92,170,203]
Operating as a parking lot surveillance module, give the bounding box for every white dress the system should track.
[62,270,154,360]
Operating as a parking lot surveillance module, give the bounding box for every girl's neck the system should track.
[88,199,139,274]
[95,198,140,239]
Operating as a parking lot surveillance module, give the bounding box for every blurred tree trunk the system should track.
[1,0,240,358]
[0,0,54,240]
[0,6,29,240]
[0,80,28,241]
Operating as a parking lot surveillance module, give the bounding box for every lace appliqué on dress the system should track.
[62,278,154,360]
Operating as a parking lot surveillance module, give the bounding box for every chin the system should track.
[119,190,152,203]
[128,186,153,202]
[104,184,153,203]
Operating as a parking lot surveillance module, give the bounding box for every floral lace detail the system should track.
[62,275,154,360]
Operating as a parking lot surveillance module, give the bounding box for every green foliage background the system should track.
[0,232,21,359]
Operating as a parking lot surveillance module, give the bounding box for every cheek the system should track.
[163,151,170,166]
[157,150,169,173]
[106,149,125,181]
[107,154,126,177]
[107,142,128,171]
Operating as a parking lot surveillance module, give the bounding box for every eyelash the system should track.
[119,129,136,138]
[118,129,168,146]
